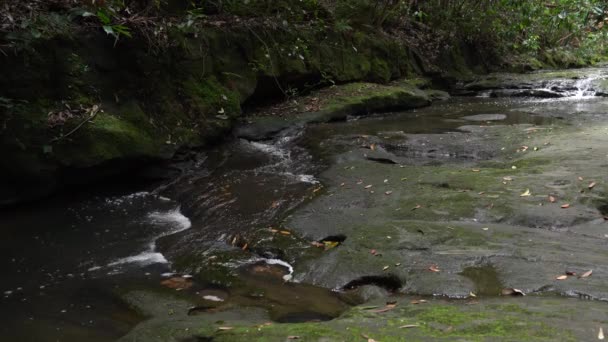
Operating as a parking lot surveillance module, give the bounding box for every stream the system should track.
[1,66,607,341]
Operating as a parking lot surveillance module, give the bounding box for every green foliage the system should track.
[410,0,608,60]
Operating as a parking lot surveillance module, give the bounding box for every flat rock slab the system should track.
[462,114,507,121]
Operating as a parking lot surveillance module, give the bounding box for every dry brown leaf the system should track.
[160,277,193,290]
[501,288,525,296]
[561,204,571,209]
[555,275,568,280]
[280,230,291,235]
[370,303,397,313]
[370,144,376,151]
[579,270,593,278]
[549,195,556,203]
[589,182,597,189]
[428,265,440,272]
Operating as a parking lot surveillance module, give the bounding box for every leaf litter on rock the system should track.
[579,270,593,278]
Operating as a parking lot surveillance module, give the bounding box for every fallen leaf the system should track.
[217,327,234,331]
[370,249,377,255]
[472,169,480,172]
[469,292,477,298]
[410,299,428,304]
[501,288,525,296]
[370,144,376,151]
[482,227,489,231]
[280,230,291,235]
[242,243,248,251]
[599,327,605,340]
[589,182,597,189]
[401,177,408,181]
[383,265,390,271]
[311,241,324,248]
[160,277,193,290]
[555,275,568,280]
[370,303,397,313]
[428,265,440,272]
[340,182,346,187]
[503,176,513,181]
[323,241,339,250]
[566,271,577,276]
[578,176,584,181]
[561,204,570,209]
[385,191,393,195]
[412,204,422,210]
[364,185,373,189]
[399,324,420,329]
[287,336,300,340]
[579,270,593,278]
[520,189,531,197]
[549,195,556,203]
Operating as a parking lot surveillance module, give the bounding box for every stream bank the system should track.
[2,66,608,341]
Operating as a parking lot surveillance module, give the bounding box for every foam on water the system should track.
[101,207,192,270]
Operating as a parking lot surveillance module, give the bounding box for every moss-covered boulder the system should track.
[0,22,425,205]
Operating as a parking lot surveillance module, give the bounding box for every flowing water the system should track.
[1,67,607,341]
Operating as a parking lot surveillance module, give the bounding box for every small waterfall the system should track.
[572,75,598,98]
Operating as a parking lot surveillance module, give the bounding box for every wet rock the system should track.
[490,89,564,98]
[462,114,507,122]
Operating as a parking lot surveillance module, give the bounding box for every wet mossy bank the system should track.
[0,24,466,206]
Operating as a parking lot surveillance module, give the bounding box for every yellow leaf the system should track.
[520,189,531,197]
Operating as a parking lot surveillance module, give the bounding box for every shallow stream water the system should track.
[1,66,607,341]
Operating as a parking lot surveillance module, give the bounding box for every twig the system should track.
[245,24,289,99]
[51,104,100,143]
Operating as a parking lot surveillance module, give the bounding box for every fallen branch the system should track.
[51,104,100,143]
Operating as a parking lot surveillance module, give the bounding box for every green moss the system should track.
[53,112,159,167]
